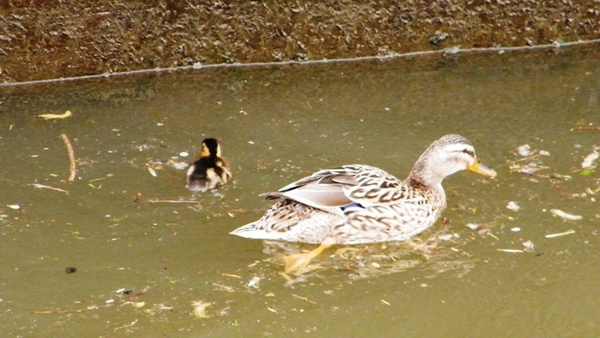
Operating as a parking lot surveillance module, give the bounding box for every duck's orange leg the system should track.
[283,237,336,273]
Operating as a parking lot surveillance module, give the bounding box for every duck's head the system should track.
[408,134,496,186]
[200,138,222,158]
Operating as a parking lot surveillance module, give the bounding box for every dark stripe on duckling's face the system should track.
[200,138,221,158]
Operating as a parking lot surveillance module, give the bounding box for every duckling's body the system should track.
[230,134,496,272]
[186,138,232,192]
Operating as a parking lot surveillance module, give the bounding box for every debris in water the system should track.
[550,209,582,221]
[438,234,454,241]
[580,168,596,176]
[506,201,520,211]
[192,301,212,319]
[292,294,317,304]
[497,248,525,253]
[509,161,548,175]
[146,199,203,203]
[30,183,69,194]
[113,319,138,332]
[171,161,189,170]
[510,227,521,232]
[497,240,534,253]
[38,110,73,120]
[212,283,235,293]
[147,167,158,177]
[60,134,77,182]
[522,240,535,253]
[65,267,77,274]
[7,204,20,210]
[517,144,533,156]
[545,229,576,238]
[465,223,479,230]
[581,151,598,169]
[247,277,261,288]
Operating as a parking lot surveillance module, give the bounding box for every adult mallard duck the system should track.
[186,138,232,192]
[230,134,496,273]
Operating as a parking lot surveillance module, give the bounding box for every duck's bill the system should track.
[468,160,497,178]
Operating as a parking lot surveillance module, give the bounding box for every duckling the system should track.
[186,138,232,192]
[230,134,496,273]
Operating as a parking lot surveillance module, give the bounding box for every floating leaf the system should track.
[580,168,596,176]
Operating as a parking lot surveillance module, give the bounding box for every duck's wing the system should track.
[263,165,406,216]
[342,164,412,207]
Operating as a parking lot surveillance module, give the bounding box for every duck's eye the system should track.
[461,149,475,157]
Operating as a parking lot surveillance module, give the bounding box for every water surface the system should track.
[1,49,599,337]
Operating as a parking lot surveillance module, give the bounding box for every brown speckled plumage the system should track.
[231,134,496,244]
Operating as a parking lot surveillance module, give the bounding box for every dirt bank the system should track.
[1,0,599,83]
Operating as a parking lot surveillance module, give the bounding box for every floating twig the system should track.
[32,305,104,314]
[497,249,525,253]
[30,183,69,194]
[146,199,203,203]
[114,319,139,332]
[570,126,600,132]
[545,229,576,238]
[292,294,317,304]
[550,181,565,197]
[550,209,582,221]
[499,153,546,168]
[60,134,77,182]
[227,208,264,215]
[212,282,236,293]
[32,309,85,314]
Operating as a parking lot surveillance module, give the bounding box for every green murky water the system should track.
[1,49,599,337]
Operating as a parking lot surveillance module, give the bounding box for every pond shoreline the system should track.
[1,1,599,84]
[2,39,598,88]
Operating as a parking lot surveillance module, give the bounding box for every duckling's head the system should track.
[408,134,496,186]
[200,138,222,158]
